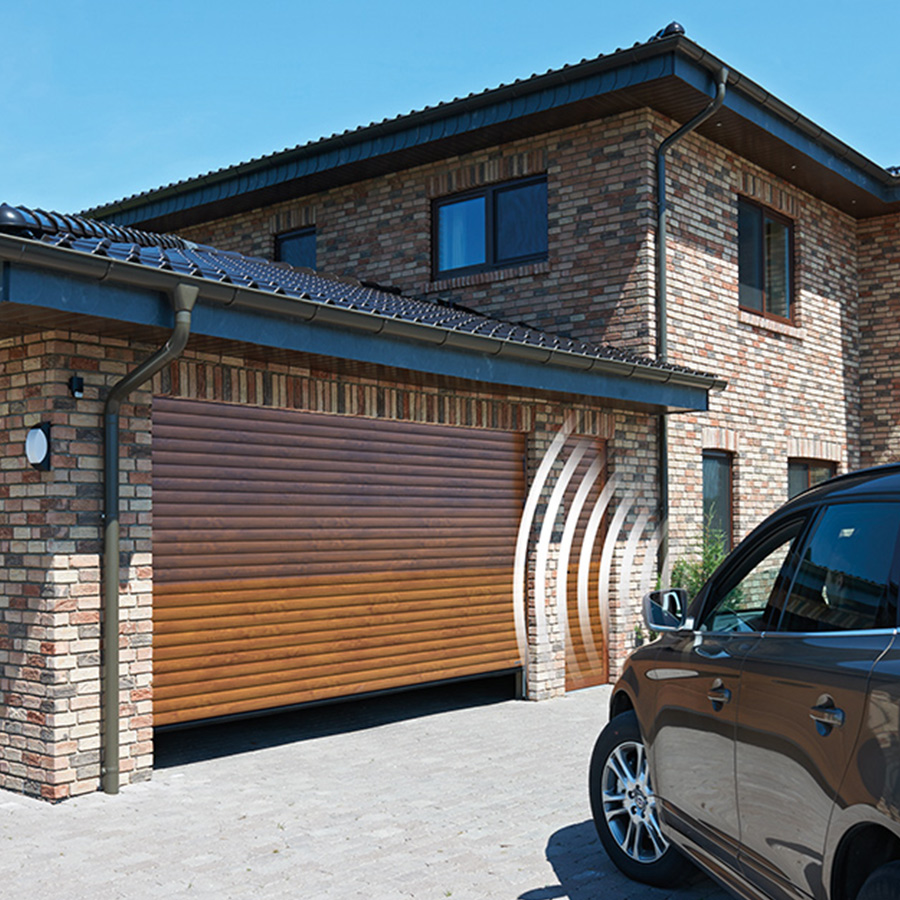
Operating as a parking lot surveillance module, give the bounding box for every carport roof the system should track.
[0,204,724,412]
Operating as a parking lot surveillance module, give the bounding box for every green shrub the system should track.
[670,525,728,602]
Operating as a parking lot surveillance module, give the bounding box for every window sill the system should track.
[426,260,550,293]
[738,308,805,340]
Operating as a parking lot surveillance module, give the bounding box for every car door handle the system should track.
[707,685,732,707]
[810,704,845,729]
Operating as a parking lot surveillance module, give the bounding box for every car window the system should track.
[776,502,900,633]
[699,519,806,633]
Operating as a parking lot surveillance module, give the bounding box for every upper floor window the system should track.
[433,177,548,277]
[788,459,835,499]
[738,197,793,321]
[275,227,316,270]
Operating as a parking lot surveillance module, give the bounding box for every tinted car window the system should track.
[700,519,806,633]
[777,502,900,633]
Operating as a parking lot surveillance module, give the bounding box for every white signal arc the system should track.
[512,415,575,668]
[555,450,605,685]
[576,473,620,672]
[596,492,636,666]
[534,438,591,662]
[620,509,652,632]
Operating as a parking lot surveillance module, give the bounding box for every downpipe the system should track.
[101,282,198,795]
[655,67,728,577]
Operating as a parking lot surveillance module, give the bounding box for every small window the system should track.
[738,197,793,321]
[788,459,836,499]
[275,228,316,269]
[433,177,548,277]
[777,502,900,632]
[703,451,733,551]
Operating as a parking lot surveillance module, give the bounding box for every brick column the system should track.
[0,331,153,800]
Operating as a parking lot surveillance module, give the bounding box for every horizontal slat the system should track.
[154,612,514,663]
[155,660,518,726]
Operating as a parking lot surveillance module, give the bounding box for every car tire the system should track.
[588,710,694,887]
[857,861,900,899]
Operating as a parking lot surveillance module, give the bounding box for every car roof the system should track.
[781,463,900,512]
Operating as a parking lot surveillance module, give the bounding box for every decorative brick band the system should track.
[787,438,842,462]
[151,353,617,439]
[702,426,740,454]
[425,261,550,293]
[269,205,316,235]
[425,149,547,198]
[740,176,797,218]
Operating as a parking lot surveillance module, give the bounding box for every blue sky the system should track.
[2,0,896,215]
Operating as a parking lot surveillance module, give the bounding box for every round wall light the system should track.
[25,423,51,471]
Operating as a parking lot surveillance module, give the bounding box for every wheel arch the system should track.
[609,688,635,721]
[830,822,900,900]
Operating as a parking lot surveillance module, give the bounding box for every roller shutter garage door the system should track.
[152,397,525,726]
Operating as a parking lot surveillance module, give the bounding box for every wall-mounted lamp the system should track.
[69,375,84,399]
[25,423,51,471]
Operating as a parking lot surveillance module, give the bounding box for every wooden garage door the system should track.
[152,397,525,726]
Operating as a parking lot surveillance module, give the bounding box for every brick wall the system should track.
[174,105,866,673]
[859,212,900,466]
[179,110,658,358]
[660,117,860,556]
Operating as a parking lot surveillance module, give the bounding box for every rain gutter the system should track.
[655,65,728,574]
[101,282,197,795]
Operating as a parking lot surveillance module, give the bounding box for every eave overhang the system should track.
[0,235,722,414]
[84,35,900,232]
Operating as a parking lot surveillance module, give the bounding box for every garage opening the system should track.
[152,397,525,727]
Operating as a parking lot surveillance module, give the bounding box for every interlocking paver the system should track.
[0,682,731,899]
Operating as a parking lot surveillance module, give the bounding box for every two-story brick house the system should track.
[2,25,900,800]
[86,25,900,557]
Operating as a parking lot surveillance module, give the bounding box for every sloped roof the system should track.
[0,203,718,390]
[83,27,900,231]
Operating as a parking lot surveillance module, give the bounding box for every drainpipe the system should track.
[656,66,728,577]
[102,282,198,795]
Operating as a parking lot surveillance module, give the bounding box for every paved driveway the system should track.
[0,680,730,899]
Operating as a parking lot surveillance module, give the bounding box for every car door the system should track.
[735,500,900,900]
[648,517,807,874]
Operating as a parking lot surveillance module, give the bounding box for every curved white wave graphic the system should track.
[556,452,606,686]
[514,420,661,689]
[512,414,575,666]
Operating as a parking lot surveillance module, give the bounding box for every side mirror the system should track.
[642,588,690,632]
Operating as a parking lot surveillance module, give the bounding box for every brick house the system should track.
[0,204,717,799]
[86,26,900,558]
[3,24,900,801]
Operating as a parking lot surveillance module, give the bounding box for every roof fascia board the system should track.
[1,250,718,409]
[88,35,900,227]
[673,56,898,202]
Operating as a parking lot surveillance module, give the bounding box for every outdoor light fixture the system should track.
[25,423,51,470]
[69,375,84,398]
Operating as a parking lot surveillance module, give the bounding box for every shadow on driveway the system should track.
[519,820,726,900]
[154,673,518,768]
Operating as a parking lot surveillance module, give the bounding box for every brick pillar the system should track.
[0,331,154,800]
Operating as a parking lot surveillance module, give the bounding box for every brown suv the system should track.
[590,465,900,900]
